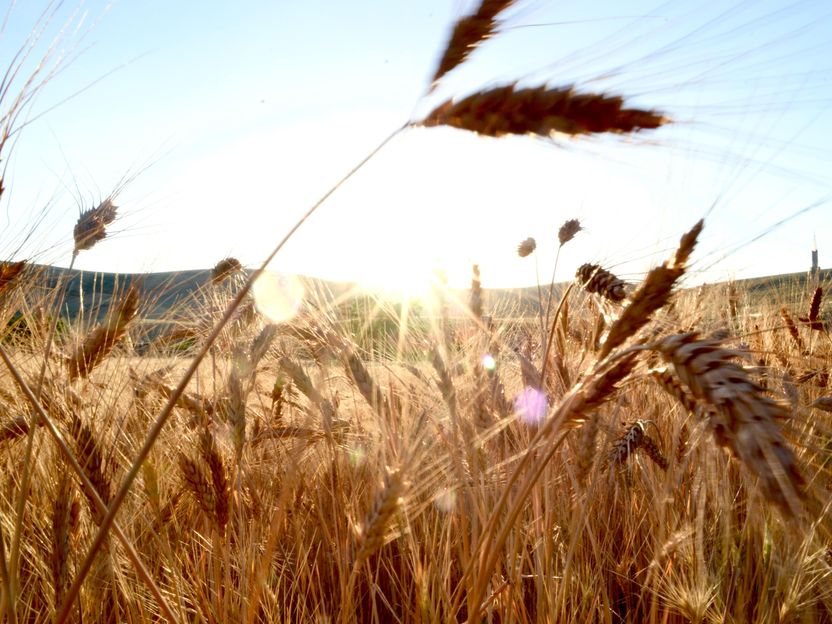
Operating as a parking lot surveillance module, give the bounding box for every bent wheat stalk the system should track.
[55,125,407,624]
[0,344,179,623]
[457,347,639,617]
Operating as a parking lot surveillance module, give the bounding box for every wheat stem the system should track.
[54,124,406,624]
[0,344,180,623]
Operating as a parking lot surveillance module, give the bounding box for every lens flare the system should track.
[481,353,496,371]
[252,271,304,323]
[434,487,457,513]
[514,386,548,426]
[348,445,367,467]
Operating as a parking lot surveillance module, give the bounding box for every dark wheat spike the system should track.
[576,263,627,302]
[420,84,668,138]
[0,415,30,444]
[73,198,117,254]
[211,257,242,286]
[606,421,645,468]
[558,219,582,246]
[606,421,668,471]
[780,307,805,351]
[430,0,516,87]
[0,260,26,298]
[517,237,536,258]
[798,287,824,331]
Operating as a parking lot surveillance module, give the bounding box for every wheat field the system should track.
[2,2,832,623]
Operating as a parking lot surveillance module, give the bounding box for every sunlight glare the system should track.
[252,271,305,323]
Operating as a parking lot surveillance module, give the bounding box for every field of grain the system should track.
[2,2,832,623]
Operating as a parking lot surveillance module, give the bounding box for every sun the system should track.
[357,254,443,304]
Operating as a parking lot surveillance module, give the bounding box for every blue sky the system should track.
[2,0,831,292]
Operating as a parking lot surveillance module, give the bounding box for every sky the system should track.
[1,0,831,295]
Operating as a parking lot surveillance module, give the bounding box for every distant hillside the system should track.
[12,263,830,323]
[23,265,357,322]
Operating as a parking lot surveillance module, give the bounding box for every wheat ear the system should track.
[0,260,26,299]
[605,420,668,472]
[67,283,139,379]
[178,452,217,520]
[780,306,805,351]
[419,84,668,137]
[50,473,75,607]
[600,219,703,358]
[575,263,627,302]
[654,333,806,516]
[198,429,230,536]
[798,287,824,331]
[73,198,117,255]
[430,0,516,88]
[70,417,112,526]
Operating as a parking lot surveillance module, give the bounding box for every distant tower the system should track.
[811,235,819,280]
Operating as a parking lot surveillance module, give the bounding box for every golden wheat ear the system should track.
[67,283,139,380]
[654,333,807,517]
[600,219,703,358]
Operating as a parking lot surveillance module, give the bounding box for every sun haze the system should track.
[1,1,830,289]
